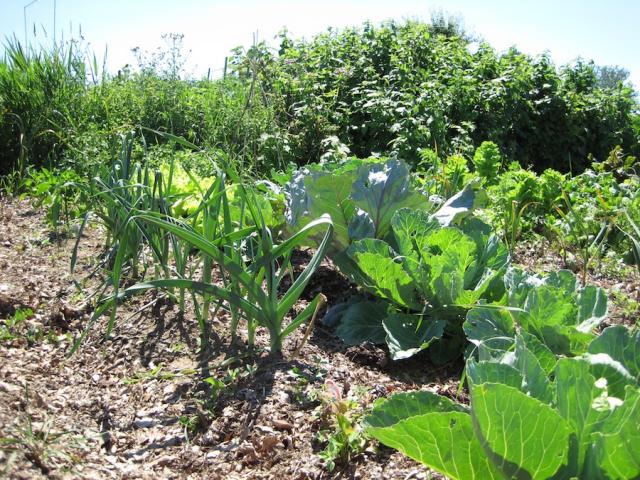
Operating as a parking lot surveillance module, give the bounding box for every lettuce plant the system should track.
[366,326,640,480]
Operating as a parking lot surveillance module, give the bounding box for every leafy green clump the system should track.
[472,141,502,185]
[286,157,431,258]
[465,267,607,357]
[154,162,284,230]
[335,207,508,360]
[366,326,640,480]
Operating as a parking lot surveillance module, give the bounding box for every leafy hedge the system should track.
[242,20,639,172]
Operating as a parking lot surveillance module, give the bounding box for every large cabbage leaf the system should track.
[368,329,640,479]
[336,208,508,360]
[466,268,608,358]
[285,158,430,256]
[366,391,502,480]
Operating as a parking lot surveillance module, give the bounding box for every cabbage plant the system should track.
[366,326,640,479]
[464,268,608,358]
[334,209,508,360]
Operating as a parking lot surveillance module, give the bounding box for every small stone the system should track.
[133,417,157,428]
[0,381,20,394]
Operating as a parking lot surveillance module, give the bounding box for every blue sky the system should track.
[1,0,639,89]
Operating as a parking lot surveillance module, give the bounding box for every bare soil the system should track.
[0,197,637,479]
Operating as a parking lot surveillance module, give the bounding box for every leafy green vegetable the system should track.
[334,301,389,346]
[465,268,608,358]
[470,382,572,479]
[588,325,640,382]
[382,313,446,360]
[367,330,640,479]
[335,205,508,360]
[285,157,431,257]
[367,391,501,479]
[472,141,502,185]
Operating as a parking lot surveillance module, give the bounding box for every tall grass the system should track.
[0,36,288,192]
[0,37,87,178]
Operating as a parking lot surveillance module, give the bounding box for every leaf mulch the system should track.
[0,197,637,479]
[0,197,454,479]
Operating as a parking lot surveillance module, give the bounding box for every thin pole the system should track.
[53,0,56,44]
[23,0,40,47]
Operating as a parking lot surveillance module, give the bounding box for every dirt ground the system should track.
[0,197,637,479]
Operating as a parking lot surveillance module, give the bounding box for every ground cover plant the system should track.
[1,14,639,479]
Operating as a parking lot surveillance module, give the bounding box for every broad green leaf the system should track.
[545,269,577,295]
[303,172,355,251]
[519,331,557,375]
[421,228,476,306]
[512,334,553,403]
[335,301,389,345]
[524,286,577,329]
[588,325,640,381]
[460,217,509,289]
[431,181,488,226]
[554,358,604,475]
[591,386,640,479]
[351,159,429,239]
[347,208,375,241]
[366,390,467,428]
[347,238,418,308]
[367,391,500,480]
[466,359,523,389]
[582,353,636,399]
[285,168,355,253]
[523,286,586,355]
[506,268,608,356]
[464,306,515,360]
[470,382,572,479]
[576,286,608,333]
[391,207,440,260]
[383,313,445,360]
[505,266,538,308]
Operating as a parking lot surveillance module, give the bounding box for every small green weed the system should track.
[0,308,36,344]
[316,380,368,472]
[123,364,196,385]
[0,411,87,476]
[204,363,257,405]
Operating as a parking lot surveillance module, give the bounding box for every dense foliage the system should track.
[366,326,640,479]
[2,19,639,181]
[245,21,639,172]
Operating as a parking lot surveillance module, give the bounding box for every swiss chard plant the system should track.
[366,325,640,480]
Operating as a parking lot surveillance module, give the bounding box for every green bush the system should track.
[243,20,638,172]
